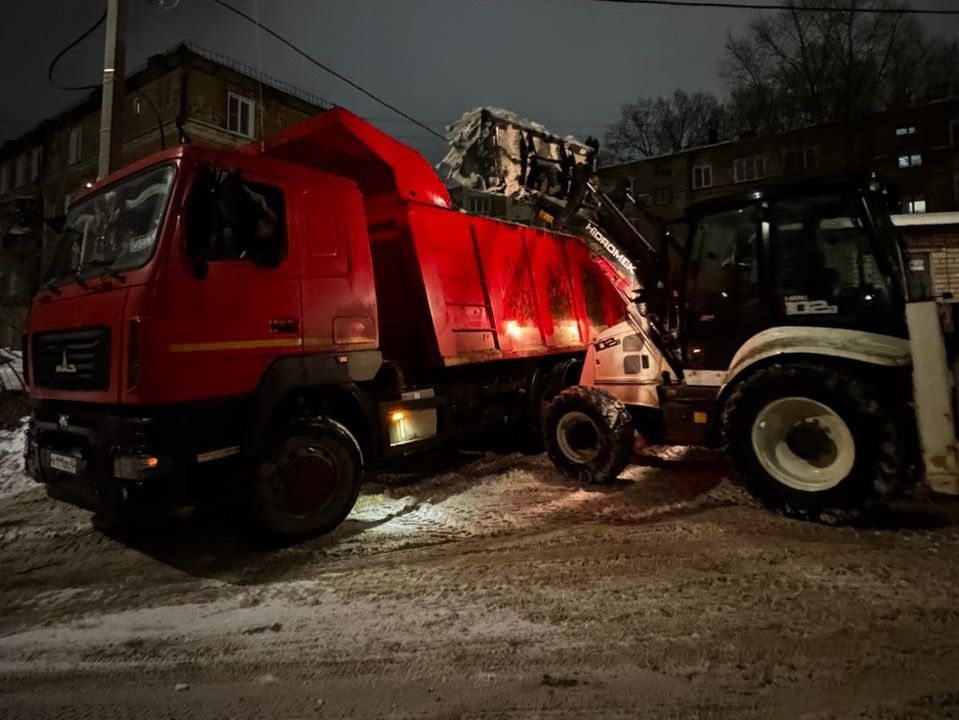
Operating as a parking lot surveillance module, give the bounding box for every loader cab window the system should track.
[683,205,764,368]
[687,206,761,311]
[769,194,897,330]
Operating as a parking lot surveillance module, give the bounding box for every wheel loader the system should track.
[441,107,958,522]
[536,170,959,521]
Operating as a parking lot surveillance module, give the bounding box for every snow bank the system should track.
[0,416,32,500]
[439,107,594,198]
[0,348,25,393]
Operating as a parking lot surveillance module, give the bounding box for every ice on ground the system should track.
[0,416,32,500]
[0,579,551,673]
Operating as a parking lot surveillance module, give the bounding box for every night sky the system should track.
[2,0,958,162]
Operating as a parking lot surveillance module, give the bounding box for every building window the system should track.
[0,164,9,195]
[30,147,42,181]
[652,186,673,206]
[68,126,82,165]
[14,154,28,188]
[898,153,923,168]
[896,126,917,136]
[467,194,492,215]
[783,147,818,175]
[7,268,18,298]
[692,164,712,189]
[733,156,765,183]
[227,93,255,138]
[902,196,926,214]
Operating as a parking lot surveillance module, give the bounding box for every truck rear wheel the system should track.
[253,416,362,539]
[544,386,635,484]
[722,362,913,522]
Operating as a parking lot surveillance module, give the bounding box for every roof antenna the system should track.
[253,0,266,150]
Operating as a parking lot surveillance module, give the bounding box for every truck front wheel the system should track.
[722,363,913,522]
[253,416,362,539]
[544,386,635,484]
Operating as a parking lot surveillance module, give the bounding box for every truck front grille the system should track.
[32,327,110,391]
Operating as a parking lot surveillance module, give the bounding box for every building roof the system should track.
[0,43,332,158]
[892,212,959,228]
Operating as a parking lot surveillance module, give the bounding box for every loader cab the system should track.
[676,178,908,372]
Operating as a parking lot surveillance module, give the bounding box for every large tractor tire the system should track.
[722,362,915,522]
[544,386,635,484]
[252,415,363,540]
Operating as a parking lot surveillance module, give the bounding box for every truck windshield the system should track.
[44,164,175,286]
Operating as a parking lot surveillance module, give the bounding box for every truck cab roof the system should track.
[74,108,451,213]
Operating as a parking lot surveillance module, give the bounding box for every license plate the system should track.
[49,452,78,475]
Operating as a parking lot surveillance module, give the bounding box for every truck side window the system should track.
[187,176,287,267]
[225,182,286,267]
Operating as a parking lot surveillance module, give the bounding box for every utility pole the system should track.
[97,0,127,180]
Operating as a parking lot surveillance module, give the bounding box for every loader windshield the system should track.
[44,164,176,287]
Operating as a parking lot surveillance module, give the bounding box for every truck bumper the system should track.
[27,404,185,510]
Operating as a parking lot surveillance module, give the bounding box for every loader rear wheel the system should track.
[722,362,913,522]
[544,386,635,484]
[252,416,362,540]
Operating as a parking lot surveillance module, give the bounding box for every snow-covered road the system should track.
[2,430,959,719]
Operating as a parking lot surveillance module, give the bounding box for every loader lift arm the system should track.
[528,160,684,378]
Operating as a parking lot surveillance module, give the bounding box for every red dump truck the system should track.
[24,108,621,537]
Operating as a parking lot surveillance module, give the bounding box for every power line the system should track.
[206,0,447,141]
[48,9,107,92]
[588,0,959,13]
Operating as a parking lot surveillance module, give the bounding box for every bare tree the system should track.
[723,0,958,134]
[604,90,729,161]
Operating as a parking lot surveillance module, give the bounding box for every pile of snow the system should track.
[439,107,595,198]
[0,348,25,394]
[330,446,740,558]
[0,416,32,500]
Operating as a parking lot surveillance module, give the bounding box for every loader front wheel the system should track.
[544,386,635,484]
[723,362,913,522]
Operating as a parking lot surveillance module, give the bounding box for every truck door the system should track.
[682,204,766,373]
[165,173,302,403]
[296,183,377,352]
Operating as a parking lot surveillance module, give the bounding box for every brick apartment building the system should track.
[0,43,330,347]
[599,97,959,297]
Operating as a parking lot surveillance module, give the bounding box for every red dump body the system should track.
[253,108,621,372]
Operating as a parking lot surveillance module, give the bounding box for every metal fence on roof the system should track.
[185,43,333,111]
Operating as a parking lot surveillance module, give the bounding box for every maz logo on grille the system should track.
[54,350,77,374]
